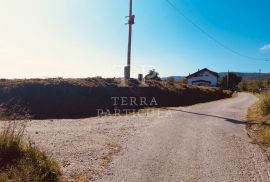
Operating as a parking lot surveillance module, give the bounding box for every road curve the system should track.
[98,93,270,182]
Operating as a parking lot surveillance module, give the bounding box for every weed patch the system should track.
[0,121,61,181]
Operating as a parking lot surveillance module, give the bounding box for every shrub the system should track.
[259,93,270,115]
[144,70,161,81]
[0,121,61,181]
[260,129,270,145]
[238,81,248,91]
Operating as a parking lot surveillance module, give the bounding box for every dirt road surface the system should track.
[8,93,269,181]
[97,93,270,182]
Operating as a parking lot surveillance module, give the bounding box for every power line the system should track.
[165,0,269,61]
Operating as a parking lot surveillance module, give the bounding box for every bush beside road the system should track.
[247,92,270,156]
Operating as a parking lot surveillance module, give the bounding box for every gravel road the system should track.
[6,93,270,181]
[97,93,270,182]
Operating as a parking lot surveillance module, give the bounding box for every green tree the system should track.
[145,69,161,81]
[221,73,242,90]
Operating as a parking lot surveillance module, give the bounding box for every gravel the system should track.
[21,110,162,180]
[3,93,269,181]
[97,93,270,182]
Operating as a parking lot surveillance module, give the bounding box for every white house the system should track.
[186,68,219,87]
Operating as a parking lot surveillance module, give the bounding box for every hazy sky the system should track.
[1,0,270,78]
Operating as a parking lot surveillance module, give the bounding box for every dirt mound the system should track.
[0,78,232,120]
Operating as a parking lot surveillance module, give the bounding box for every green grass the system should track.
[0,121,62,181]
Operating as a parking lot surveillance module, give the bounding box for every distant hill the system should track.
[219,72,270,80]
[162,76,185,81]
[163,72,270,81]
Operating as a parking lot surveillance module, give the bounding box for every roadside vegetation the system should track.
[245,76,270,156]
[238,76,270,93]
[247,93,270,148]
[220,73,242,90]
[0,121,62,181]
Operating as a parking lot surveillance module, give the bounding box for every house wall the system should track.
[187,71,218,86]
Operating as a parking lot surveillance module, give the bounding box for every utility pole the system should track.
[124,0,135,79]
[227,70,229,90]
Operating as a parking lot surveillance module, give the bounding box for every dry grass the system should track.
[0,77,120,88]
[0,121,62,181]
[261,130,270,145]
[248,94,270,125]
[0,78,232,120]
[247,94,270,155]
[68,173,88,182]
[259,93,270,115]
[232,91,239,98]
[101,143,121,168]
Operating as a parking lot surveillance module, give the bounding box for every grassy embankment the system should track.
[0,121,62,181]
[247,93,270,156]
[0,78,232,120]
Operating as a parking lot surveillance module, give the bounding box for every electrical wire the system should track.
[165,0,269,61]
